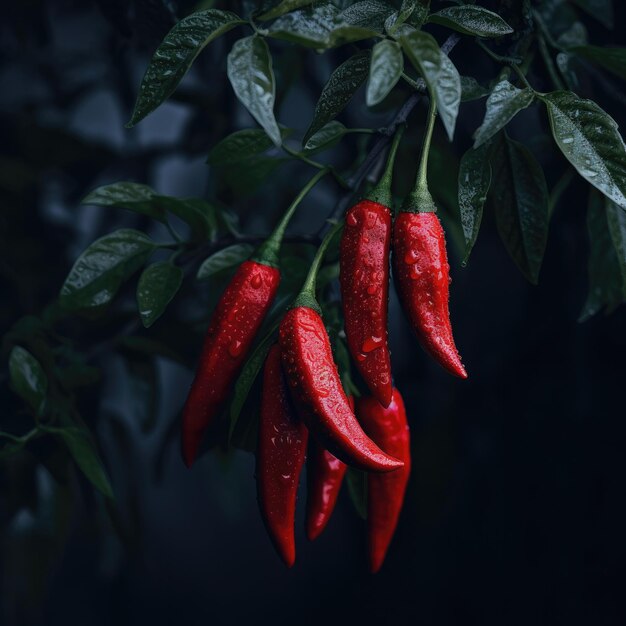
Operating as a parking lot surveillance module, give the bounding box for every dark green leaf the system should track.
[460,76,489,101]
[428,5,514,37]
[197,244,254,279]
[580,191,624,320]
[458,142,492,263]
[258,0,314,21]
[436,51,462,142]
[569,0,613,30]
[137,262,183,328]
[473,79,534,148]
[9,346,47,415]
[227,36,281,146]
[221,156,289,196]
[303,121,347,153]
[267,2,337,47]
[155,196,215,240]
[303,50,370,145]
[490,135,549,284]
[229,324,278,440]
[339,0,395,33]
[571,45,626,81]
[52,426,114,499]
[208,129,275,165]
[366,40,403,106]
[127,9,245,126]
[60,229,156,310]
[541,91,626,209]
[345,467,367,519]
[83,182,166,222]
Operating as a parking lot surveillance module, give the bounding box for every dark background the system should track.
[1,1,626,625]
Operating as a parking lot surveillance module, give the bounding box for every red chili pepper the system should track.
[257,344,308,567]
[340,128,403,408]
[356,388,411,573]
[305,396,353,541]
[181,260,280,466]
[181,169,329,467]
[393,211,467,379]
[279,223,403,474]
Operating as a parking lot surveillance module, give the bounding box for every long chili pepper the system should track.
[356,388,411,573]
[393,97,467,379]
[257,344,308,567]
[279,223,403,473]
[181,169,329,467]
[340,127,404,408]
[305,396,353,541]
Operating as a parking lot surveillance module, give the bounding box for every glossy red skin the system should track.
[340,200,393,407]
[181,261,280,467]
[392,212,467,379]
[257,345,308,568]
[305,396,353,541]
[279,306,403,473]
[356,388,411,574]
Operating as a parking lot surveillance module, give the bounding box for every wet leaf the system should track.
[541,91,626,209]
[258,0,314,21]
[366,39,403,106]
[60,230,156,310]
[303,121,347,153]
[303,50,370,145]
[83,182,166,222]
[197,244,254,279]
[137,262,183,328]
[490,134,549,284]
[208,128,290,165]
[339,0,395,33]
[227,36,281,146]
[127,9,245,126]
[458,142,492,263]
[460,76,489,102]
[428,5,514,38]
[9,346,47,415]
[473,79,534,148]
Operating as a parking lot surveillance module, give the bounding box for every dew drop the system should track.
[362,336,383,353]
[251,274,262,288]
[346,212,358,227]
[228,339,243,358]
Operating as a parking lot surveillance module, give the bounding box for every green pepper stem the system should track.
[365,124,405,207]
[292,221,343,312]
[252,167,331,267]
[402,95,437,214]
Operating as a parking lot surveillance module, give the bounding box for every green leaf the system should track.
[460,76,489,101]
[339,0,395,33]
[208,129,276,166]
[227,36,281,146]
[400,30,460,140]
[570,45,626,81]
[490,135,549,284]
[303,121,347,153]
[52,426,114,499]
[366,40,403,106]
[458,142,492,263]
[345,467,367,519]
[569,0,613,30]
[60,229,156,310]
[303,50,370,145]
[473,79,534,148]
[258,0,314,21]
[221,156,289,196]
[136,262,183,328]
[197,244,254,279]
[228,324,279,440]
[127,9,245,126]
[9,347,47,415]
[155,196,215,240]
[83,182,166,222]
[428,5,514,38]
[541,91,626,210]
[580,191,624,321]
[606,198,626,292]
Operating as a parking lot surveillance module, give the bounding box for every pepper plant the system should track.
[2,0,626,582]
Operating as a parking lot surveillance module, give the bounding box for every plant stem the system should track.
[416,96,437,191]
[365,124,405,207]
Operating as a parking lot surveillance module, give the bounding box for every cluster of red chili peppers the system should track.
[181,106,467,572]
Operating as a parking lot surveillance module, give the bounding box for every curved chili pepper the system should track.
[280,307,402,473]
[181,260,280,466]
[257,344,308,567]
[181,169,329,467]
[339,128,403,408]
[392,211,467,379]
[305,396,353,541]
[356,388,411,573]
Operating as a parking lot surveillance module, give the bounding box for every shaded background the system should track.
[1,1,626,625]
